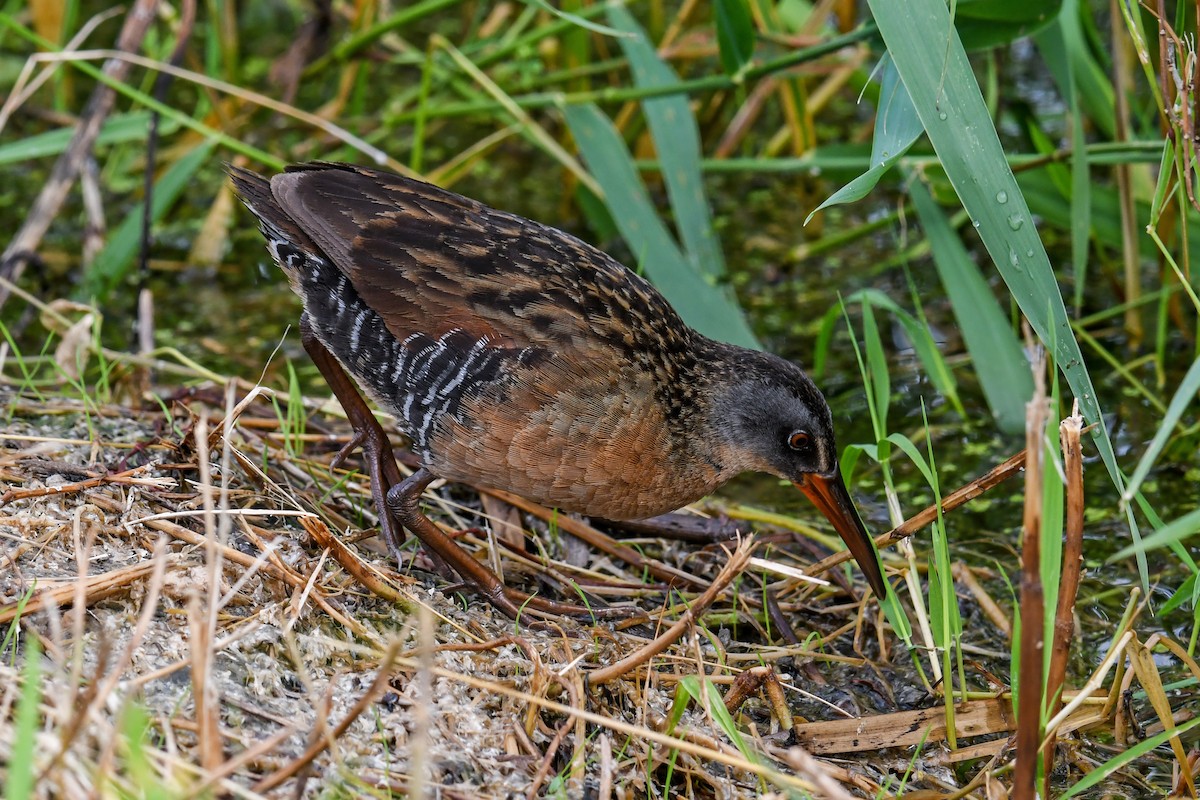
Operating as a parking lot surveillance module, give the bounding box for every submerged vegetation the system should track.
[0,0,1198,797]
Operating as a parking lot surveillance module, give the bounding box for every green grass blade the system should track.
[562,102,759,348]
[909,179,1032,434]
[608,4,727,281]
[1124,355,1200,504]
[860,300,890,430]
[1036,0,1115,140]
[0,112,177,165]
[1060,716,1200,799]
[1110,507,1200,562]
[676,676,759,764]
[868,0,1144,584]
[1034,5,1093,314]
[1161,572,1197,616]
[1015,166,1200,262]
[8,636,41,800]
[523,0,627,37]
[823,289,963,415]
[1041,407,1065,683]
[82,139,216,301]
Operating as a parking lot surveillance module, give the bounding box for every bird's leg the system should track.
[387,469,628,621]
[300,315,408,561]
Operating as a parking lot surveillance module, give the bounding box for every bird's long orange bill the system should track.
[795,472,888,599]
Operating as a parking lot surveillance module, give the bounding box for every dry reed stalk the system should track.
[299,515,415,607]
[409,603,433,800]
[784,745,860,800]
[188,592,224,774]
[1013,349,1048,800]
[0,559,166,624]
[953,561,1012,638]
[1042,401,1086,792]
[0,463,162,504]
[597,733,613,800]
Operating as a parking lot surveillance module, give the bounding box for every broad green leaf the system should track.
[810,57,923,220]
[956,0,1062,50]
[714,0,755,75]
[868,0,1143,582]
[608,4,727,280]
[909,179,1032,434]
[562,102,759,348]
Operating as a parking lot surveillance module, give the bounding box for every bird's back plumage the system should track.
[230,162,731,518]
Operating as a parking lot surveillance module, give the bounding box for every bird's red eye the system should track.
[788,430,810,450]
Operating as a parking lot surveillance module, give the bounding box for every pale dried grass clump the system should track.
[5,382,1151,799]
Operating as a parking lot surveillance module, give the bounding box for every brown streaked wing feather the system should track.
[247,162,729,517]
[268,162,695,365]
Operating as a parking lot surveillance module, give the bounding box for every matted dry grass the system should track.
[0,381,1190,798]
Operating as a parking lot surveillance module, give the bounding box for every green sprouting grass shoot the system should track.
[7,635,41,800]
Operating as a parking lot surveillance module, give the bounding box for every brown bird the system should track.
[230,162,887,618]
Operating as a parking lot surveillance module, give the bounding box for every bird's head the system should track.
[707,348,888,598]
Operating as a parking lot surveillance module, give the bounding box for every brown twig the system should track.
[0,463,161,505]
[804,448,1027,581]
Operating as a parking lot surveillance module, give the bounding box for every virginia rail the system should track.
[230,162,887,618]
